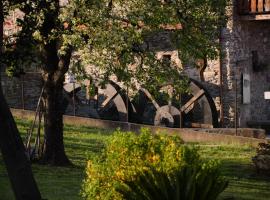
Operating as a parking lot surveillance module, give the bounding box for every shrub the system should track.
[252,143,270,173]
[117,162,228,200]
[81,128,227,200]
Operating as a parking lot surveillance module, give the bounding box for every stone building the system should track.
[1,0,270,129]
[166,0,270,129]
[217,0,270,128]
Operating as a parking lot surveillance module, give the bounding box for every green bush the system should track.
[117,162,228,200]
[81,128,227,200]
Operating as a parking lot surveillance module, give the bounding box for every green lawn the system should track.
[1,119,270,200]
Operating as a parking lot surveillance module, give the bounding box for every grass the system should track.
[1,119,270,200]
[197,144,270,200]
[0,119,112,200]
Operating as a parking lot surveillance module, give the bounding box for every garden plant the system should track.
[82,128,228,200]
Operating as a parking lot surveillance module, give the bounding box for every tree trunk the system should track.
[41,78,71,166]
[0,85,42,200]
[40,40,72,166]
[0,1,42,199]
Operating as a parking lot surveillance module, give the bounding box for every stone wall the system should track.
[220,0,270,128]
[0,69,42,110]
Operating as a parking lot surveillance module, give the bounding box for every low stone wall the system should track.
[247,121,270,134]
[192,128,266,139]
[11,108,268,147]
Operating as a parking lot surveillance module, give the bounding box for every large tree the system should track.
[0,0,41,199]
[2,0,226,166]
[3,0,74,165]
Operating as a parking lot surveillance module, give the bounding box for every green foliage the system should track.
[117,162,228,200]
[81,128,227,199]
[252,143,270,173]
[2,0,226,93]
[68,0,227,93]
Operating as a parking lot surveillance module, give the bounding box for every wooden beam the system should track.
[258,0,264,12]
[251,0,257,13]
[239,14,270,20]
[180,89,205,114]
[265,0,270,12]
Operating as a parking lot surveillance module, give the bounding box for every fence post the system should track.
[21,75,25,109]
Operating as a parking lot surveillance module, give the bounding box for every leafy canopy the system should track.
[2,0,226,93]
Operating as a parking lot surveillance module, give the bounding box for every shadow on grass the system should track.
[0,120,114,200]
[218,159,270,200]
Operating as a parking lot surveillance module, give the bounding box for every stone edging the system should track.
[11,108,268,147]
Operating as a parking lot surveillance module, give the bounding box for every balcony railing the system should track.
[239,0,270,15]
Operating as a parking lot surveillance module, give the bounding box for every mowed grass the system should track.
[0,118,270,200]
[197,144,270,200]
[0,118,112,200]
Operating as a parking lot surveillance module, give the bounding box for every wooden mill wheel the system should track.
[97,81,137,122]
[132,78,219,128]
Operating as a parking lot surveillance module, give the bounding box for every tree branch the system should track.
[54,44,72,84]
